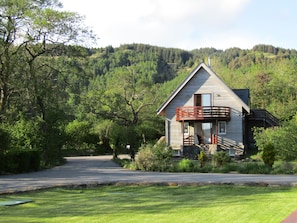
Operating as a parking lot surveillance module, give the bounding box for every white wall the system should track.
[164,68,245,148]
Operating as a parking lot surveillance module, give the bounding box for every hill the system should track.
[1,42,297,169]
[79,43,296,121]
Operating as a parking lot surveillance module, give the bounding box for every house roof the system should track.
[157,62,250,116]
[233,89,250,105]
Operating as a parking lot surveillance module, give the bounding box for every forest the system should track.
[0,0,296,173]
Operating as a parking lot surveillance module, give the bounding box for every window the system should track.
[218,121,226,135]
[183,122,189,134]
[194,94,211,106]
[229,147,235,157]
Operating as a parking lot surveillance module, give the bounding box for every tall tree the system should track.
[81,64,163,155]
[0,0,95,164]
[0,0,95,121]
[89,66,158,125]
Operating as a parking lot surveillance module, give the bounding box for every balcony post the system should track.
[182,120,184,146]
[215,119,218,144]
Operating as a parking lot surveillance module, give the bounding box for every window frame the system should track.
[218,121,227,135]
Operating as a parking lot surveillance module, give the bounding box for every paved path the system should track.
[1,156,297,194]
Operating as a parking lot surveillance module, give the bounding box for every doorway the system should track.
[194,94,211,106]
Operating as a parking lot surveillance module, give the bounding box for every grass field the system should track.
[0,185,296,223]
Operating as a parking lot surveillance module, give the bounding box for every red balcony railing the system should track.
[176,106,231,121]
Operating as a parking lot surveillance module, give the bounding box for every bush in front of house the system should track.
[238,162,271,174]
[198,151,208,167]
[271,161,297,174]
[262,142,276,168]
[114,157,138,170]
[198,163,213,173]
[177,159,195,172]
[212,162,239,173]
[134,145,155,171]
[212,151,231,167]
[135,141,173,171]
[118,143,297,174]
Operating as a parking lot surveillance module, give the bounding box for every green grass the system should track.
[0,185,296,223]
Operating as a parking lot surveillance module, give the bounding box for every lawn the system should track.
[0,185,296,223]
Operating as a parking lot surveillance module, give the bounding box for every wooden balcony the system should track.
[176,106,231,121]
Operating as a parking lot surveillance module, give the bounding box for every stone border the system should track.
[1,180,296,195]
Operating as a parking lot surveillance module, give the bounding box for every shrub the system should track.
[177,159,194,172]
[238,162,271,174]
[254,115,297,161]
[65,120,93,150]
[198,151,208,167]
[220,162,238,173]
[135,144,157,171]
[262,142,276,168]
[213,151,230,167]
[198,163,213,173]
[0,152,4,173]
[0,126,8,172]
[135,141,172,171]
[0,127,10,153]
[3,149,41,173]
[126,161,138,170]
[113,158,135,169]
[152,140,173,161]
[272,162,297,174]
[6,116,44,151]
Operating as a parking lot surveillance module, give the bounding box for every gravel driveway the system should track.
[1,155,297,194]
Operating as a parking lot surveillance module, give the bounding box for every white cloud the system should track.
[60,0,255,49]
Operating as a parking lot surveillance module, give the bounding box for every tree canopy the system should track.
[0,0,95,166]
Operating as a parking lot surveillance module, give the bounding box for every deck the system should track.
[176,106,231,121]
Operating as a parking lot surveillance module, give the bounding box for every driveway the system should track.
[1,155,297,194]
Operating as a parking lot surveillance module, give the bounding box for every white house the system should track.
[157,63,278,158]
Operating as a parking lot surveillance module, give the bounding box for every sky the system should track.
[59,0,297,51]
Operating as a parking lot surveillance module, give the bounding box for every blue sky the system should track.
[60,0,297,50]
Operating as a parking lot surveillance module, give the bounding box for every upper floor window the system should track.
[194,94,211,106]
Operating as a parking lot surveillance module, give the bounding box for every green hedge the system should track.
[1,150,41,174]
[0,153,4,172]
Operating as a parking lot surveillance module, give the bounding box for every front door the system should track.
[202,123,212,144]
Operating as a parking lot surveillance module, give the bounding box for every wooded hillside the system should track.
[1,41,297,170]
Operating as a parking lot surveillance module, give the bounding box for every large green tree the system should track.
[81,63,164,155]
[0,0,94,120]
[0,0,95,164]
[254,113,297,161]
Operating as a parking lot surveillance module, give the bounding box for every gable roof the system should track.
[157,62,250,115]
[233,89,250,105]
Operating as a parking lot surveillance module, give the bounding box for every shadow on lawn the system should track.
[0,185,295,221]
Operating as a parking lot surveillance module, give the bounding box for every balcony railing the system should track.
[176,106,231,121]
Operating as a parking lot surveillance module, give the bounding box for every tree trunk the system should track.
[0,83,8,122]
